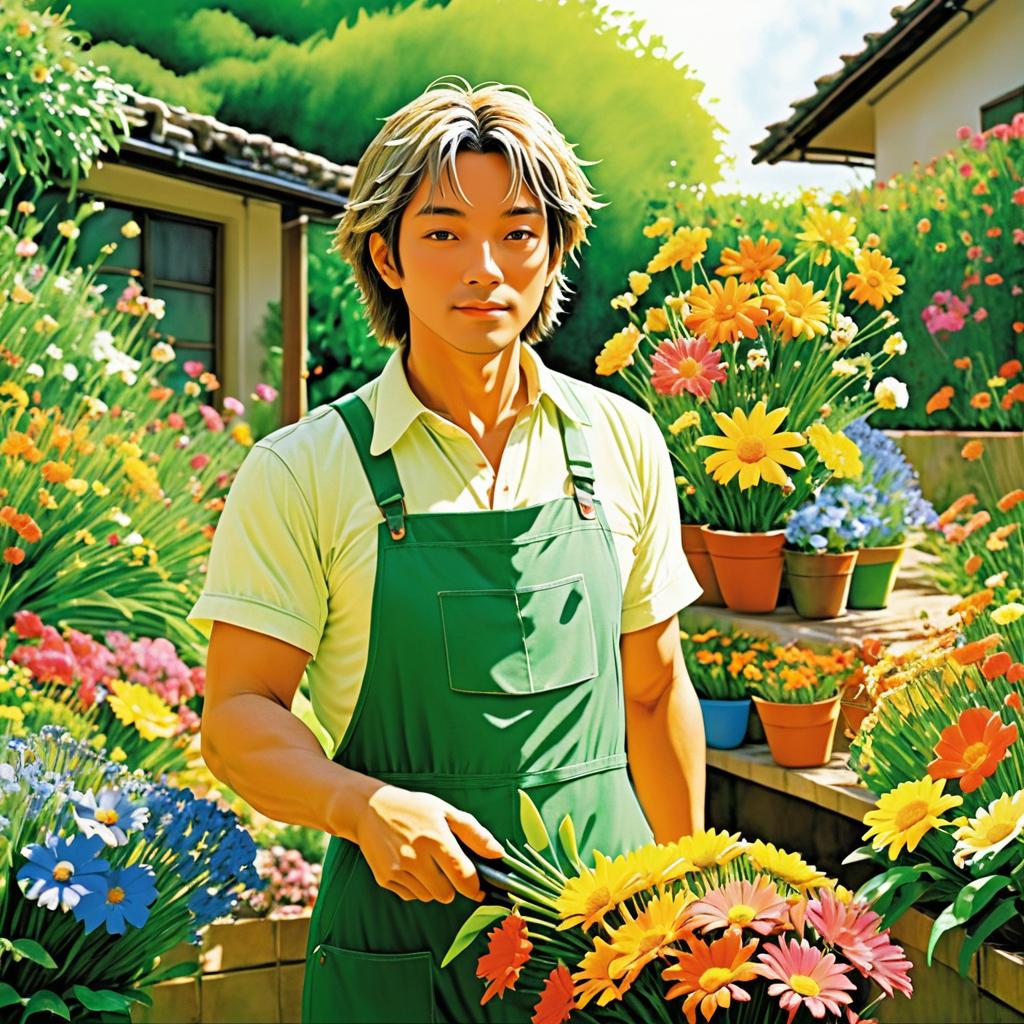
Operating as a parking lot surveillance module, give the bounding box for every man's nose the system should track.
[463,243,503,284]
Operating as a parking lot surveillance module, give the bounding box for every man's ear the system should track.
[368,231,401,290]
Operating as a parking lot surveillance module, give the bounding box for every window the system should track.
[981,85,1023,131]
[35,189,223,402]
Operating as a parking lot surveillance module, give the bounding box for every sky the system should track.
[601,0,901,198]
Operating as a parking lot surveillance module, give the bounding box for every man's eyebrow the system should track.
[414,203,544,218]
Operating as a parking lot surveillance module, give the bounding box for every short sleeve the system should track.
[186,444,328,656]
[620,413,704,633]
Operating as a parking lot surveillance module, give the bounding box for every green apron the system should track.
[302,382,656,1024]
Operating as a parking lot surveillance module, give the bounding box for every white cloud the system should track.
[602,0,898,196]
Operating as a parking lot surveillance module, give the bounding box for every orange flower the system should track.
[661,929,760,1024]
[1005,692,1022,713]
[984,273,1003,286]
[928,707,1018,793]
[1009,383,1024,403]
[999,359,1022,379]
[477,911,533,1005]
[949,632,1001,665]
[998,489,1024,513]
[41,460,73,484]
[953,357,971,370]
[983,653,1013,680]
[961,440,984,461]
[3,547,25,565]
[964,554,983,575]
[926,386,954,414]
[938,493,978,526]
[970,393,992,410]
[531,964,575,1024]
[1010,664,1024,684]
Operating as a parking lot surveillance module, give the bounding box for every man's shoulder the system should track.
[554,370,658,445]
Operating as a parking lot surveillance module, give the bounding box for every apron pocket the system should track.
[439,574,598,696]
[306,942,436,1023]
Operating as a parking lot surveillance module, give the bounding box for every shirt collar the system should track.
[369,342,589,456]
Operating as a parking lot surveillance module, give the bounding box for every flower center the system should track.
[584,887,612,916]
[698,967,734,992]
[981,821,1014,845]
[51,860,75,883]
[96,808,119,825]
[677,357,701,379]
[894,799,930,832]
[107,886,126,905]
[962,741,990,771]
[865,273,881,287]
[789,973,821,997]
[736,438,766,464]
[727,903,756,925]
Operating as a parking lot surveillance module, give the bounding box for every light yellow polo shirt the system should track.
[187,342,703,753]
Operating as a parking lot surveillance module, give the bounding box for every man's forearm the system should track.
[201,693,380,842]
[626,674,707,843]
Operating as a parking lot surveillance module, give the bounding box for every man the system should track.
[190,75,706,1023]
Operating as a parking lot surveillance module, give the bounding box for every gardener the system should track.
[191,75,706,1023]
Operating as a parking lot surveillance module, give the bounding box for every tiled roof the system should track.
[751,0,972,165]
[115,86,355,208]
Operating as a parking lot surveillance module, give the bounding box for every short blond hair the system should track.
[331,75,605,349]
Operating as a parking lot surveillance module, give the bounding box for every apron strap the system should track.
[330,393,408,541]
[554,383,598,521]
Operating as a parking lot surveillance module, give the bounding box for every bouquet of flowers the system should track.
[595,206,911,535]
[0,723,264,1021]
[444,798,913,1022]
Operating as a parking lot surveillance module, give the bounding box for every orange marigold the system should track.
[983,652,1013,680]
[949,631,1001,665]
[477,911,533,1005]
[961,440,984,461]
[531,964,575,1024]
[925,386,954,414]
[999,359,1022,379]
[997,489,1024,513]
[927,706,1018,793]
[964,554,983,575]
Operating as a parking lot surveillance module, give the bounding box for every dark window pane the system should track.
[150,219,216,285]
[93,271,140,309]
[76,206,142,268]
[151,286,215,344]
[160,344,217,394]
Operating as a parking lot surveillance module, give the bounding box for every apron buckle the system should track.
[574,484,597,519]
[378,495,408,540]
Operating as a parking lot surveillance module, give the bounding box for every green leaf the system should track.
[952,875,1011,921]
[18,991,69,1024]
[439,906,509,968]
[855,866,920,911]
[69,987,132,1012]
[0,983,24,1009]
[518,790,550,852]
[880,880,927,929]
[557,814,584,873]
[841,844,883,866]
[958,900,1019,977]
[928,903,966,967]
[10,939,57,969]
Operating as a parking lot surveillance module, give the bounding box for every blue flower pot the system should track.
[698,697,751,750]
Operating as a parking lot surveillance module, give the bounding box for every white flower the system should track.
[830,314,858,345]
[882,332,907,356]
[831,358,858,377]
[124,531,143,546]
[53,275,73,294]
[747,347,769,370]
[111,510,131,528]
[44,344,63,360]
[62,363,79,382]
[875,376,909,410]
[25,363,44,378]
[880,309,899,328]
[150,342,175,364]
[82,395,108,416]
[176,435,191,448]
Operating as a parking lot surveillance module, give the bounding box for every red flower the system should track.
[983,652,1013,679]
[928,707,1018,793]
[1004,692,1022,712]
[477,911,533,1005]
[531,964,575,1024]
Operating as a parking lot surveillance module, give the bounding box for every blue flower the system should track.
[72,787,151,847]
[17,832,110,912]
[72,864,158,935]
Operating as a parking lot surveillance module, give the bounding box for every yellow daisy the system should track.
[952,791,1024,868]
[618,842,693,888]
[661,829,748,871]
[747,841,834,891]
[759,271,831,342]
[714,235,786,283]
[106,680,179,741]
[683,278,770,346]
[668,410,701,435]
[595,324,642,377]
[642,216,674,239]
[805,423,863,479]
[844,249,906,309]
[696,401,806,490]
[862,777,964,861]
[794,207,859,266]
[605,886,695,986]
[572,937,631,1009]
[555,849,647,932]
[647,226,712,274]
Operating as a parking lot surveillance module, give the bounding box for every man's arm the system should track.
[621,613,706,843]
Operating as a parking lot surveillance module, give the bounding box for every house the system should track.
[43,86,354,425]
[751,0,1022,179]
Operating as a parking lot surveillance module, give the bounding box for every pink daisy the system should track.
[806,890,913,999]
[650,335,727,398]
[686,876,790,936]
[755,937,856,1023]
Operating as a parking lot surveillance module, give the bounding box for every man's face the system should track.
[370,150,559,355]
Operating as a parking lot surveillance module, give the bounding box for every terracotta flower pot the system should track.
[752,695,841,768]
[699,526,785,613]
[680,523,725,606]
[848,543,906,610]
[783,548,858,619]
[840,699,871,737]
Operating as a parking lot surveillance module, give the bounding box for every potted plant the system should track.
[681,626,762,748]
[749,642,858,767]
[840,418,938,609]
[594,206,913,614]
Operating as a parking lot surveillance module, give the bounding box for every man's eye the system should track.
[426,230,455,240]
[507,230,535,240]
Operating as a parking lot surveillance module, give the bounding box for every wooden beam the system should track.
[281,207,309,425]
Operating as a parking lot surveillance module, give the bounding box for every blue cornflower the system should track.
[17,832,110,912]
[72,864,158,935]
[72,787,151,847]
